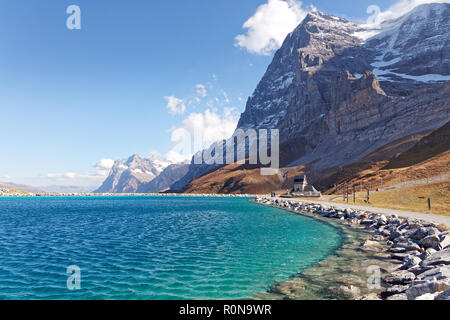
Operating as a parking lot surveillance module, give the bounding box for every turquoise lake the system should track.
[0,197,341,300]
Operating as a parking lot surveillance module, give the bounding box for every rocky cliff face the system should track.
[367,3,450,79]
[137,161,190,193]
[236,3,450,172]
[101,4,450,194]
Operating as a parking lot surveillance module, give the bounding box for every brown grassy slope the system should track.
[330,181,449,216]
[182,163,283,194]
[321,121,450,193]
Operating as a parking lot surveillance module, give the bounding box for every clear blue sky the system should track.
[0,0,397,188]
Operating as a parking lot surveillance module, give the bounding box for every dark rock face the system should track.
[171,162,221,192]
[137,162,190,193]
[236,4,450,173]
[366,3,450,80]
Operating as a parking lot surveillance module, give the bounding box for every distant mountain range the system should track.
[0,182,45,193]
[94,154,189,193]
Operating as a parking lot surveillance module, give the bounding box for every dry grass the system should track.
[331,181,450,216]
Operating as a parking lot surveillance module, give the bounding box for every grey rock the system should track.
[426,227,441,237]
[410,227,429,241]
[406,279,450,300]
[439,234,450,250]
[401,256,422,269]
[435,288,450,300]
[408,264,433,276]
[421,248,450,267]
[388,218,402,226]
[419,248,437,260]
[338,285,361,298]
[390,247,407,254]
[392,241,421,252]
[392,252,420,261]
[384,270,416,285]
[378,215,388,226]
[386,294,408,300]
[360,219,375,226]
[420,235,441,249]
[416,266,450,281]
[380,285,409,299]
[363,240,384,250]
[360,293,381,300]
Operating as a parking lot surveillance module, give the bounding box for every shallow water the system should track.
[254,206,400,300]
[0,197,341,300]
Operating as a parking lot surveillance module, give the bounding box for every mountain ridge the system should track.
[181,3,450,194]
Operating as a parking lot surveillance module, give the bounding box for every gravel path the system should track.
[276,198,450,228]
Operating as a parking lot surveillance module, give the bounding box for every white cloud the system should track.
[94,158,115,171]
[375,0,450,23]
[0,175,12,180]
[43,157,117,187]
[165,96,186,115]
[166,107,240,162]
[235,0,309,55]
[195,84,207,97]
[47,173,73,179]
[354,0,450,40]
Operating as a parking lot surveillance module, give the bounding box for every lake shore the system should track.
[0,192,258,198]
[253,196,450,300]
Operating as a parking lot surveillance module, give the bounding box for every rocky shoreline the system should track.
[254,197,450,300]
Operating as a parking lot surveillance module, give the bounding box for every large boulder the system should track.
[384,270,416,285]
[338,285,361,299]
[421,248,450,267]
[419,248,437,260]
[392,241,421,252]
[386,293,408,300]
[439,234,450,250]
[419,235,441,249]
[380,285,409,299]
[416,266,450,281]
[435,288,450,300]
[405,279,450,300]
[401,256,422,269]
[363,240,384,251]
[410,227,439,241]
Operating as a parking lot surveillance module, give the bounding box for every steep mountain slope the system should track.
[183,3,450,194]
[137,161,190,193]
[366,3,450,81]
[183,121,449,195]
[318,121,450,193]
[94,154,172,193]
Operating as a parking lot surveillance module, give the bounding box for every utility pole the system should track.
[346,183,349,203]
[353,185,356,203]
